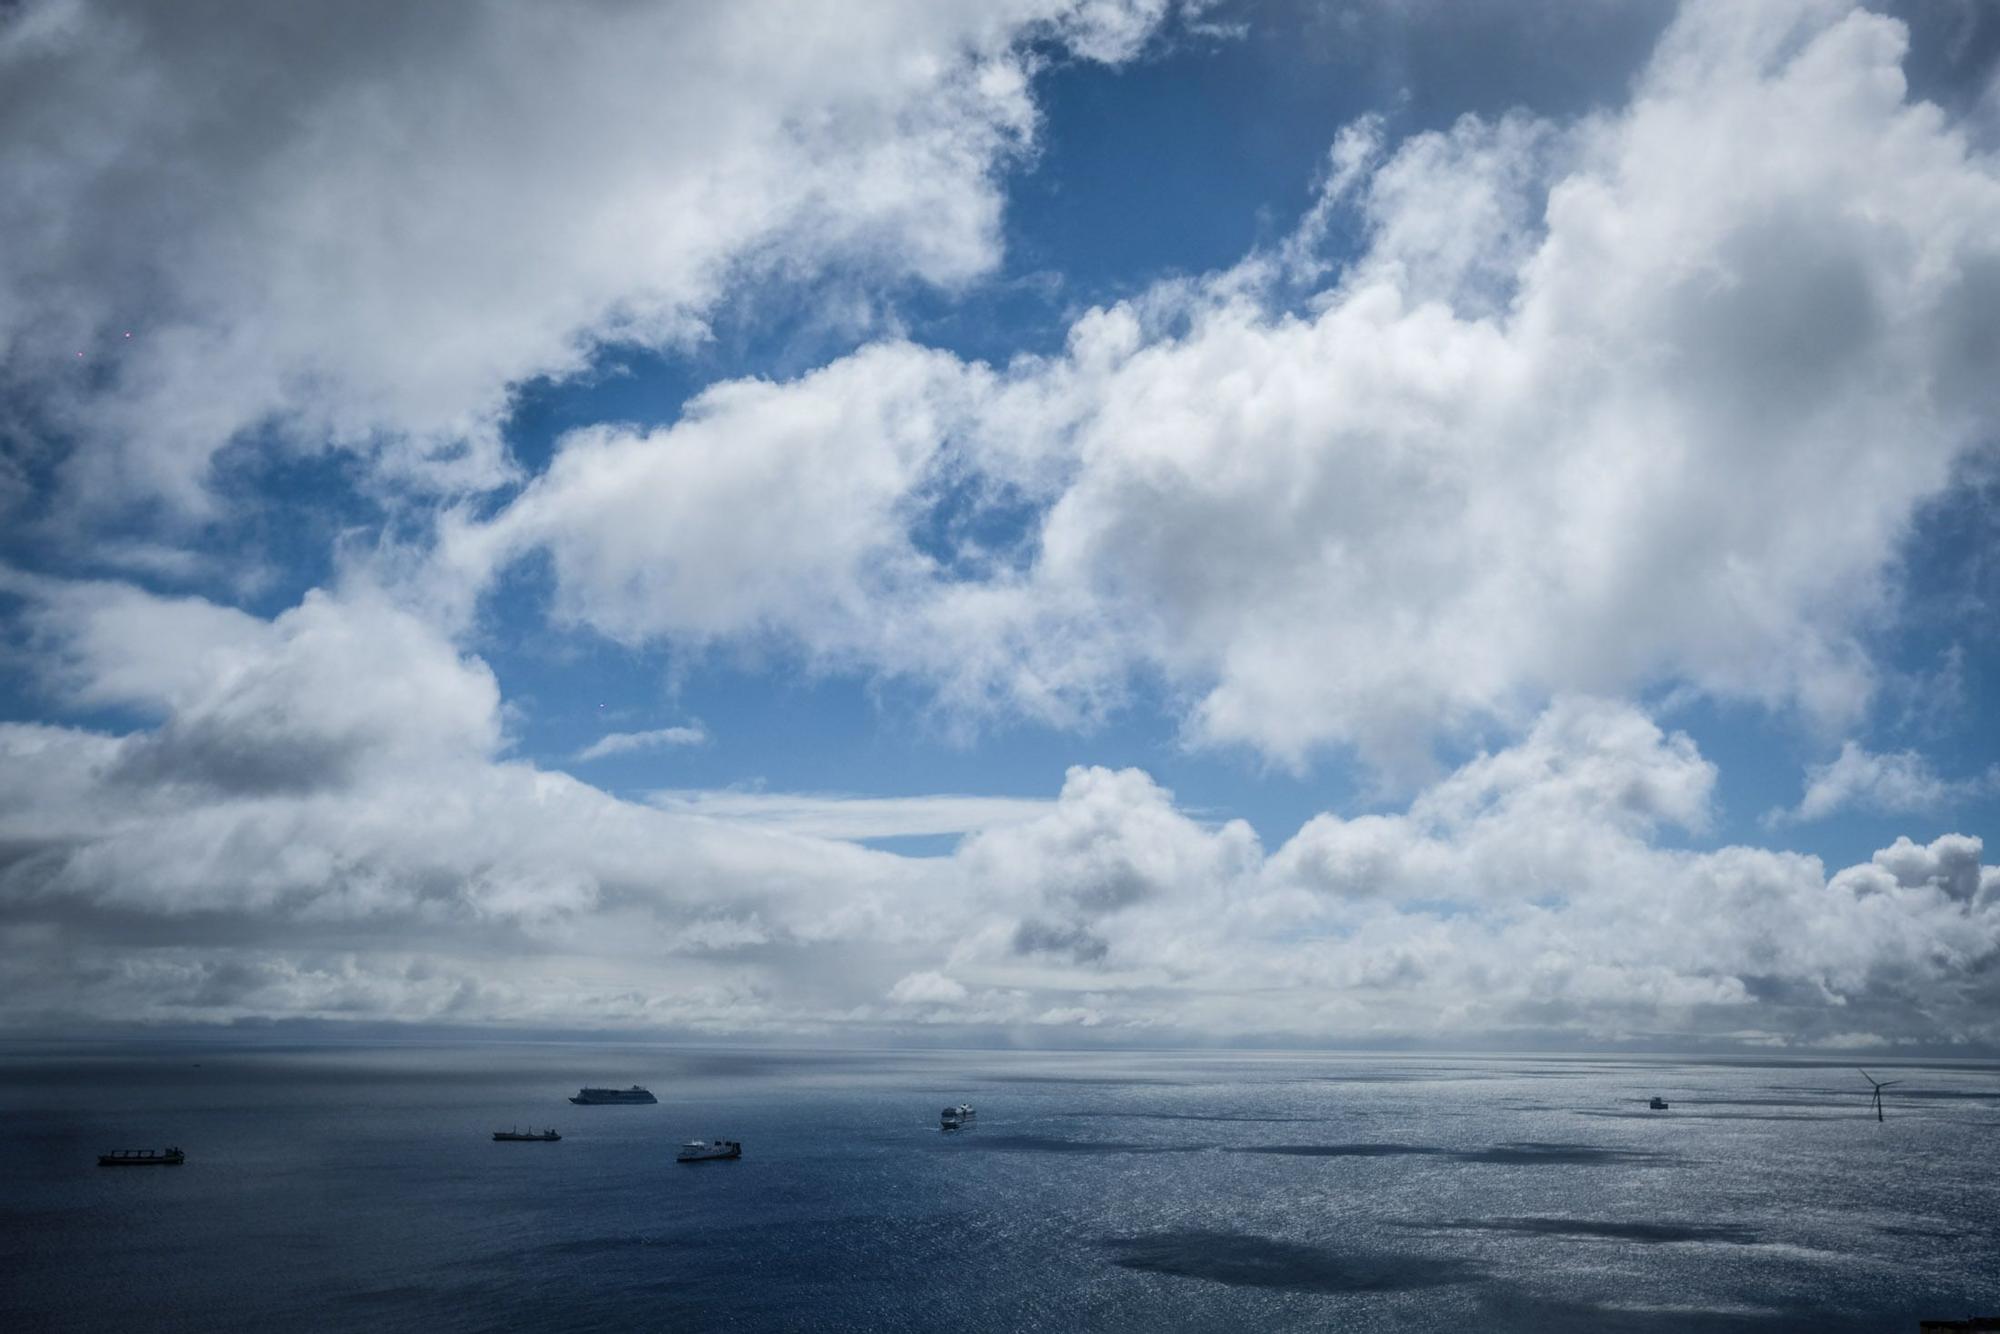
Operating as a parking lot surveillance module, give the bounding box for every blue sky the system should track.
[1,0,1997,1047]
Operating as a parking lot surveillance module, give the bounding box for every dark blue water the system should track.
[3,1045,1995,1331]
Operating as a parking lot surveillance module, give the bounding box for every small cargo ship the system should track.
[569,1085,656,1105]
[676,1139,741,1162]
[1648,1096,1670,1110]
[941,1103,975,1129]
[98,1148,184,1167]
[493,1128,561,1141]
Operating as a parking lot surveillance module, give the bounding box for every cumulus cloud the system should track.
[451,0,2000,772]
[1858,833,1992,904]
[865,698,1998,1046]
[441,343,997,653]
[575,726,709,763]
[0,0,1176,521]
[5,571,501,790]
[958,765,1262,968]
[1268,698,1714,906]
[0,578,1994,1046]
[1772,740,1998,823]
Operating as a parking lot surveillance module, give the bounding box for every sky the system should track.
[1,0,1998,1051]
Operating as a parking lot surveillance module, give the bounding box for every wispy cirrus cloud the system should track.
[646,789,1052,841]
[574,725,709,763]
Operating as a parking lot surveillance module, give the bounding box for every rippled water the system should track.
[3,1044,1995,1331]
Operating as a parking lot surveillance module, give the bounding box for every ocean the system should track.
[2,1043,1994,1331]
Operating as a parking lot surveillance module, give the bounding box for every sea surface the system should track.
[2,1043,1995,1331]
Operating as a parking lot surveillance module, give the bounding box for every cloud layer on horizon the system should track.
[0,580,1993,1047]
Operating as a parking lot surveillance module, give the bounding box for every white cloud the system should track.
[888,970,969,1004]
[1773,740,1997,823]
[442,342,996,652]
[1034,1005,1105,1026]
[909,697,1998,1047]
[1859,833,1989,904]
[957,764,1263,968]
[0,0,1176,521]
[452,0,2000,772]
[575,725,709,763]
[1269,698,1714,905]
[6,571,502,789]
[0,576,1994,1046]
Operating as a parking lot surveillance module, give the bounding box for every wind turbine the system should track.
[1858,1068,1901,1122]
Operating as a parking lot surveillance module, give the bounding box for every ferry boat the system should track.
[569,1085,656,1105]
[941,1103,975,1128]
[98,1148,184,1166]
[493,1128,561,1141]
[1648,1096,1670,1110]
[676,1139,741,1162]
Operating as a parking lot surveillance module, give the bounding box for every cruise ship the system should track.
[569,1085,657,1105]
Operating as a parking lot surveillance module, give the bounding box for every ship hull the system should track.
[569,1088,656,1104]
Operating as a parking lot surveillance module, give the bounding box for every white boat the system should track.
[676,1139,741,1162]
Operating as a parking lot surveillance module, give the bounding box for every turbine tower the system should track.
[1858,1068,1901,1122]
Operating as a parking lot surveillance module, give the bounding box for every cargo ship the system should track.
[99,1148,184,1166]
[569,1086,656,1105]
[676,1139,741,1162]
[493,1128,562,1141]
